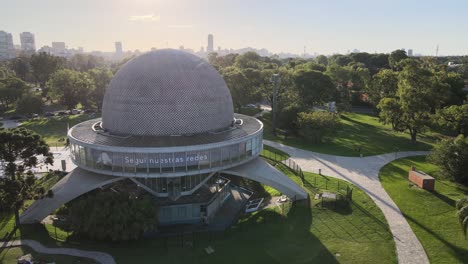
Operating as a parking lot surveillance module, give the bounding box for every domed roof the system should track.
[101,49,234,136]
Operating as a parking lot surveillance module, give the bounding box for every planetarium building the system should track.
[21,49,307,226]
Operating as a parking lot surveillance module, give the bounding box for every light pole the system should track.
[271,74,279,136]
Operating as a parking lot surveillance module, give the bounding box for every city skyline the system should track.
[2,0,468,56]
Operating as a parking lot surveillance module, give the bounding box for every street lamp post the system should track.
[271,74,279,136]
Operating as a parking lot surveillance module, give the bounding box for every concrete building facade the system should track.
[0,31,16,60]
[20,32,36,52]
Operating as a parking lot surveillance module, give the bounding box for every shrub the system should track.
[297,111,340,143]
[429,135,468,184]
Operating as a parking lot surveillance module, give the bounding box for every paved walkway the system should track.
[264,140,430,264]
[0,239,116,264]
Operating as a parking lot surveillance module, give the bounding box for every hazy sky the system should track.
[2,0,468,55]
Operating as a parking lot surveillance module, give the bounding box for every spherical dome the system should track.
[101,49,234,136]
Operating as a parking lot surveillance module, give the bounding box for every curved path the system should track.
[1,239,116,264]
[264,140,430,264]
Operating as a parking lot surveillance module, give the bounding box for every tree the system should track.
[294,70,335,107]
[429,135,468,184]
[67,54,105,72]
[456,197,468,237]
[67,191,157,241]
[388,49,408,69]
[47,69,95,110]
[367,69,399,106]
[377,98,404,130]
[0,77,28,109]
[434,105,468,136]
[10,57,30,80]
[438,72,466,106]
[378,62,442,143]
[221,67,251,112]
[234,52,263,69]
[87,68,113,110]
[30,52,63,94]
[297,111,340,143]
[316,55,328,66]
[15,93,44,115]
[0,127,53,226]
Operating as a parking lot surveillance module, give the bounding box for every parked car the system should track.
[44,112,55,117]
[57,111,67,116]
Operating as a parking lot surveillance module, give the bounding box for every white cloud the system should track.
[129,14,160,22]
[167,24,194,29]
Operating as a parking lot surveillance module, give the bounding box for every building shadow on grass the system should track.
[16,203,340,264]
[403,213,468,263]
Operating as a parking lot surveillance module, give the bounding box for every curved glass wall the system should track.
[70,132,263,177]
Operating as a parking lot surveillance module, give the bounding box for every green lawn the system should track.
[261,112,442,156]
[20,114,98,147]
[379,156,468,264]
[0,246,96,264]
[238,107,262,116]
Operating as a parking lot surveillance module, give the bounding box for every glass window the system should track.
[210,148,222,167]
[199,150,210,170]
[112,152,124,174]
[174,152,186,172]
[148,153,160,174]
[135,153,148,174]
[246,139,253,157]
[221,146,231,166]
[161,153,174,173]
[186,151,200,171]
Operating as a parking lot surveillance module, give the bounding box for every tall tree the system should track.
[15,93,44,115]
[30,52,63,95]
[87,68,113,110]
[429,135,468,184]
[315,55,328,66]
[0,127,53,226]
[10,57,30,81]
[0,77,28,109]
[388,49,408,69]
[221,67,251,112]
[378,62,442,142]
[294,70,335,108]
[434,104,468,136]
[47,69,95,110]
[367,69,399,106]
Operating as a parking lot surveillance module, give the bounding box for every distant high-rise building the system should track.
[20,32,36,52]
[179,45,184,50]
[51,42,66,56]
[0,31,15,60]
[115,41,123,54]
[407,49,413,57]
[207,34,214,53]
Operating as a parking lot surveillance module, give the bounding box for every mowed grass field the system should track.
[379,156,468,264]
[20,114,98,147]
[262,112,442,156]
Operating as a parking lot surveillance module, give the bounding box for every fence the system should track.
[260,149,304,181]
[260,147,352,197]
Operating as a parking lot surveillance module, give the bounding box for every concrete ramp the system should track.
[222,158,308,200]
[20,168,123,224]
